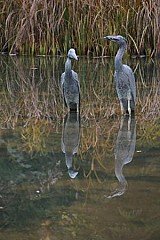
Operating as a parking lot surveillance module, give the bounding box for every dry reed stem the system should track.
[0,55,159,176]
[0,0,159,56]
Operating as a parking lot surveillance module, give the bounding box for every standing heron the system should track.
[61,48,80,112]
[104,35,136,115]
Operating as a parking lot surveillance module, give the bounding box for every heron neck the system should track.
[65,57,72,78]
[115,44,126,71]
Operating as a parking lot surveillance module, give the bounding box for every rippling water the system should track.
[0,55,160,240]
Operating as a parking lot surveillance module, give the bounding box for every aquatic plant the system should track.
[0,56,159,125]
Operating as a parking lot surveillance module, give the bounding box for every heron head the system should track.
[104,35,127,46]
[67,48,78,60]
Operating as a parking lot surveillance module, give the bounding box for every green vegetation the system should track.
[0,0,159,56]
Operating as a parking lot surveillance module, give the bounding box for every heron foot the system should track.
[120,101,124,115]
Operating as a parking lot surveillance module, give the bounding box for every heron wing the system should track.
[123,65,136,103]
[60,72,67,107]
[60,72,65,91]
[72,70,80,106]
[72,70,80,88]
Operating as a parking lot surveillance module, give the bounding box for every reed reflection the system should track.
[108,115,136,198]
[61,113,80,178]
[0,56,160,127]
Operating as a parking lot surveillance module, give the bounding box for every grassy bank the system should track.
[0,0,159,56]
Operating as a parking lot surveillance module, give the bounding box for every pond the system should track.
[0,55,160,240]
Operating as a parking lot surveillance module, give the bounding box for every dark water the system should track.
[0,55,160,240]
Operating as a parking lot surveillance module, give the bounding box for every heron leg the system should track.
[127,115,131,139]
[77,102,80,113]
[120,100,124,115]
[127,90,132,116]
[120,116,124,129]
[128,100,131,116]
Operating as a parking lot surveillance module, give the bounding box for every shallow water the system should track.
[0,55,160,240]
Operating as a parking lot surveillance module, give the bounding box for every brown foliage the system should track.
[0,0,159,56]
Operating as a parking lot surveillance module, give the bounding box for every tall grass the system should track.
[0,0,159,56]
[0,56,62,128]
[0,56,159,204]
[0,55,159,127]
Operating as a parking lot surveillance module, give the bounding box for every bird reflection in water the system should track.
[108,115,136,198]
[61,112,80,178]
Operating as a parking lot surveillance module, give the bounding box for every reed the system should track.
[0,0,159,56]
[0,56,160,125]
[0,56,159,224]
[0,56,159,161]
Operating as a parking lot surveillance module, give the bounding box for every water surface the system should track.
[0,55,160,240]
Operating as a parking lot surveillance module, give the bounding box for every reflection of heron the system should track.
[60,48,80,112]
[61,113,80,178]
[108,115,136,198]
[104,35,136,115]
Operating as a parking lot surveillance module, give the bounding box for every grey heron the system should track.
[104,35,136,115]
[61,48,80,112]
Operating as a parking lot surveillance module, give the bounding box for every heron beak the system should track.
[68,170,78,179]
[73,53,78,61]
[75,55,78,61]
[104,36,112,41]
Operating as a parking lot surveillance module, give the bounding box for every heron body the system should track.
[61,48,80,112]
[104,35,136,115]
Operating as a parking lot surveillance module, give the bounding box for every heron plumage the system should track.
[60,49,80,112]
[104,35,136,115]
